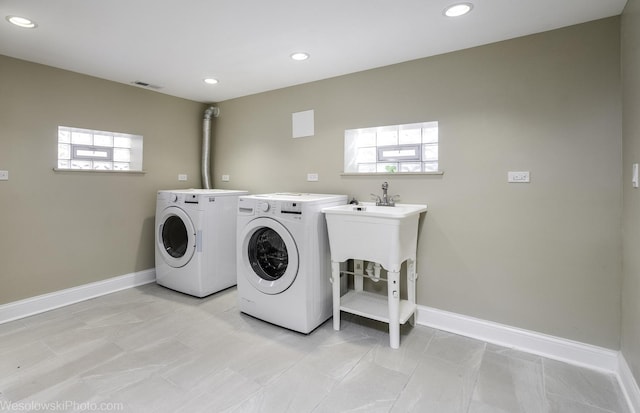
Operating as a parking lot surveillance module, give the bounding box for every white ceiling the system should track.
[0,0,627,103]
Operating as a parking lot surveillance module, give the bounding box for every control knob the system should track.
[258,202,270,212]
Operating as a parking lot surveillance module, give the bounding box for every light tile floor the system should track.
[0,284,631,413]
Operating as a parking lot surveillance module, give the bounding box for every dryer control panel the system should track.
[281,202,302,215]
[184,194,199,204]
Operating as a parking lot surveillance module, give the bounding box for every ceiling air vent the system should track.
[131,80,162,90]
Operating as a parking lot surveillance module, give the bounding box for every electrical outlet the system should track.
[222,174,230,182]
[508,171,530,183]
[0,170,8,181]
[178,174,188,181]
[307,173,319,182]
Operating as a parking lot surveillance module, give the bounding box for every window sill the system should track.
[340,171,444,177]
[53,168,146,175]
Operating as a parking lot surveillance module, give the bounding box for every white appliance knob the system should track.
[258,202,270,212]
[170,194,178,202]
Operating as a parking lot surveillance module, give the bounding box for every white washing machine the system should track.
[155,188,248,297]
[236,193,347,333]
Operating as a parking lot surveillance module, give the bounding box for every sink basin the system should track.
[322,203,426,219]
[322,202,427,271]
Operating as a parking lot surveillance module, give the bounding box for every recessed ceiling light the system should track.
[6,15,37,28]
[203,78,219,85]
[290,52,310,61]
[444,3,473,17]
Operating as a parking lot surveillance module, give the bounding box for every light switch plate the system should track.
[508,171,530,183]
[221,174,230,182]
[0,170,8,181]
[307,173,319,182]
[178,174,188,181]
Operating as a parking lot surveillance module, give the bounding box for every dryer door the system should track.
[157,206,196,268]
[240,217,299,295]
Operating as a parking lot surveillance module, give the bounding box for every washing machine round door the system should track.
[157,207,196,268]
[240,217,299,295]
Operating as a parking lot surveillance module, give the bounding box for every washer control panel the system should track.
[238,198,303,219]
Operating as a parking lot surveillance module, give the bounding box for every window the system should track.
[344,121,438,173]
[57,126,143,171]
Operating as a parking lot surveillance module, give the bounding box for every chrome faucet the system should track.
[371,181,398,207]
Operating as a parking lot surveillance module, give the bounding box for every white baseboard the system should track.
[0,269,156,324]
[416,305,618,372]
[416,305,639,413]
[619,354,640,413]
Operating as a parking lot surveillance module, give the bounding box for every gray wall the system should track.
[0,55,204,304]
[622,0,640,386]
[213,17,622,349]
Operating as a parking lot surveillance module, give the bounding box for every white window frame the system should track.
[56,126,144,172]
[343,121,441,175]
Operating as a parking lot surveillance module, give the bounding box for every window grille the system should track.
[57,126,143,171]
[344,121,438,173]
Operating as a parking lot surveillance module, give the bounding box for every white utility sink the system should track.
[321,202,427,272]
[322,201,427,349]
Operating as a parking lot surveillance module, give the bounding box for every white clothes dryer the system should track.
[155,189,248,297]
[236,193,347,333]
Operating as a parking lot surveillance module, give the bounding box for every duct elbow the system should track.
[204,106,220,120]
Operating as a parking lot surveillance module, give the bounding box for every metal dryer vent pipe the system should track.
[202,106,220,189]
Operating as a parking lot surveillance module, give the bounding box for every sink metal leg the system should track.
[407,258,416,326]
[387,270,400,349]
[331,261,341,331]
